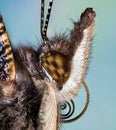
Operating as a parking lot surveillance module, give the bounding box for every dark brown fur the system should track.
[0,47,44,129]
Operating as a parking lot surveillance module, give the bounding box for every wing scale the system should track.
[0,15,16,96]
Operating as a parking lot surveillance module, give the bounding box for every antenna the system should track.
[40,0,53,41]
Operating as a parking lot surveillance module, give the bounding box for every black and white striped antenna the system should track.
[41,0,53,41]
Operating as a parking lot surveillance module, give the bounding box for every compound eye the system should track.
[42,51,71,85]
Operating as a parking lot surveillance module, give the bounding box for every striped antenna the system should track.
[41,0,45,40]
[41,0,53,41]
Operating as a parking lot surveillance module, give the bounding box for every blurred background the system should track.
[0,0,116,130]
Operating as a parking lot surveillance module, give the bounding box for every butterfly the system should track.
[0,0,96,129]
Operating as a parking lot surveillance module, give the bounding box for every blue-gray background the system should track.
[0,0,116,130]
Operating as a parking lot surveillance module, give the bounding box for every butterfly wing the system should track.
[0,15,16,96]
[40,8,96,101]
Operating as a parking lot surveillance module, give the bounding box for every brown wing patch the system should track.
[0,15,16,96]
[42,51,71,85]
